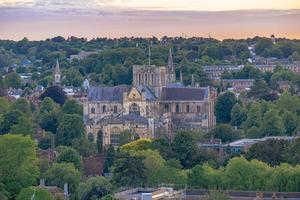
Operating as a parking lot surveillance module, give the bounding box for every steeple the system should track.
[191,74,195,87]
[167,48,176,83]
[53,58,61,86]
[55,58,60,73]
[168,48,174,73]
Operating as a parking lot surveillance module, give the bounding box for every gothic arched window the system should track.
[102,105,106,113]
[110,127,121,146]
[129,103,140,116]
[91,107,95,114]
[176,104,180,113]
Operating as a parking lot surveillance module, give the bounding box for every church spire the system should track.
[191,74,195,87]
[53,58,61,86]
[55,58,60,73]
[168,48,174,72]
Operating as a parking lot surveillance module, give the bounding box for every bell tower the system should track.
[53,58,61,86]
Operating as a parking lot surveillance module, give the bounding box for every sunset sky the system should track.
[0,0,300,40]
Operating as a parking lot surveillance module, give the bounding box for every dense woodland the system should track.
[1,36,300,200]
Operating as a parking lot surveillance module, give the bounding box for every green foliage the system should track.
[56,114,84,146]
[119,129,139,146]
[44,163,81,193]
[248,79,270,99]
[103,145,115,173]
[208,124,241,143]
[10,115,34,135]
[284,138,300,165]
[56,146,83,171]
[260,109,285,136]
[40,111,59,134]
[0,135,39,198]
[76,176,114,200]
[4,72,21,89]
[230,103,247,128]
[112,155,146,187]
[61,99,83,116]
[40,97,59,114]
[71,138,98,157]
[120,138,153,152]
[10,98,31,116]
[0,109,22,134]
[16,187,55,200]
[215,92,238,123]
[246,139,289,166]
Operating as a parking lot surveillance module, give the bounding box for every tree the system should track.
[282,111,298,135]
[4,72,21,89]
[208,124,240,143]
[245,139,288,166]
[215,92,238,123]
[61,100,83,116]
[77,176,113,200]
[171,131,197,168]
[97,130,103,153]
[56,146,83,171]
[0,97,9,113]
[16,187,54,200]
[56,114,84,146]
[10,116,34,135]
[242,104,262,131]
[112,155,146,187]
[40,111,59,134]
[230,103,247,128]
[103,145,115,173]
[119,129,139,146]
[284,138,300,165]
[72,138,97,157]
[260,109,285,136]
[40,86,67,105]
[0,135,39,198]
[276,92,300,115]
[44,163,81,193]
[246,126,261,138]
[10,98,31,117]
[248,79,269,99]
[40,97,59,114]
[0,109,22,134]
[255,38,273,55]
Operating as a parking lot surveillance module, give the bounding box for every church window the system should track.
[145,74,148,84]
[103,105,106,113]
[129,103,140,116]
[176,104,180,113]
[186,105,190,113]
[88,133,94,142]
[110,127,121,146]
[113,105,118,113]
[91,107,95,114]
[138,74,141,85]
[197,106,201,113]
[164,104,169,112]
[151,74,154,85]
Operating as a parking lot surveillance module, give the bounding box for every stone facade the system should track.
[84,50,216,147]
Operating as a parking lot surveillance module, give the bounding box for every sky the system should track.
[0,0,300,40]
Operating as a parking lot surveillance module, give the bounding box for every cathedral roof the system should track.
[161,87,208,101]
[136,85,157,101]
[88,85,130,102]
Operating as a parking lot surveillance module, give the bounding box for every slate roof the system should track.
[136,85,157,101]
[88,86,130,101]
[161,87,208,101]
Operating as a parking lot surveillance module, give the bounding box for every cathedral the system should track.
[83,49,217,147]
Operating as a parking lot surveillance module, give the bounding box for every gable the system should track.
[127,87,142,100]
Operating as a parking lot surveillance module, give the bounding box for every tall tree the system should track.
[112,155,146,187]
[0,135,39,198]
[215,92,238,123]
[4,72,21,89]
[260,109,285,136]
[230,103,247,128]
[56,114,84,146]
[44,163,81,194]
